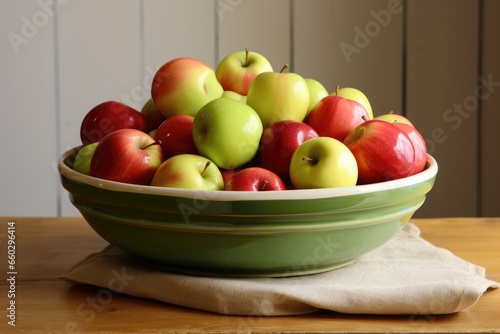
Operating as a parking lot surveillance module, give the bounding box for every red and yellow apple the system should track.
[151,57,223,118]
[331,87,373,119]
[89,129,163,185]
[305,95,369,142]
[393,122,427,176]
[375,111,414,126]
[343,120,415,184]
[215,49,273,96]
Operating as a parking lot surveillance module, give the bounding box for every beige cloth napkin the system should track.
[63,223,498,316]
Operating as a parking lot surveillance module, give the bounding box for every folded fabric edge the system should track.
[58,224,500,317]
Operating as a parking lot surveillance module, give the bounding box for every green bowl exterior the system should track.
[59,146,437,277]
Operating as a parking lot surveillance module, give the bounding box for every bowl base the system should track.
[138,256,356,278]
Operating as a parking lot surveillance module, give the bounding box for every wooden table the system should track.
[0,217,498,333]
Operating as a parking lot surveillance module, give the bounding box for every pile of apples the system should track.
[74,49,427,191]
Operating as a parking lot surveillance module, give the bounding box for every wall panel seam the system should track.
[139,0,145,91]
[214,0,220,65]
[477,0,484,217]
[289,0,295,72]
[53,0,62,217]
[402,0,408,118]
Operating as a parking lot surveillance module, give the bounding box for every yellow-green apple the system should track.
[151,154,224,190]
[246,64,310,127]
[257,120,318,180]
[331,86,373,119]
[141,98,166,132]
[374,111,414,126]
[304,78,329,113]
[151,57,223,118]
[393,122,427,175]
[215,49,273,96]
[343,120,415,184]
[89,129,163,185]
[73,142,98,175]
[221,90,247,103]
[289,137,358,189]
[305,95,369,142]
[148,129,158,138]
[80,101,147,145]
[225,167,287,191]
[192,98,263,169]
[154,114,198,158]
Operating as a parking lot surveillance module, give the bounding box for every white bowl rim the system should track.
[59,146,438,202]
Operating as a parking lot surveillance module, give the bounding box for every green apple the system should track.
[73,142,98,175]
[289,137,358,189]
[141,98,166,132]
[246,64,310,127]
[192,98,263,169]
[305,78,328,113]
[151,154,223,190]
[374,111,413,126]
[215,49,273,96]
[221,90,247,103]
[151,57,224,118]
[331,86,373,119]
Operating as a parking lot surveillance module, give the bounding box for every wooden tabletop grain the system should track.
[0,217,499,333]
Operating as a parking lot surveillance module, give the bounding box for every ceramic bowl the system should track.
[59,146,438,277]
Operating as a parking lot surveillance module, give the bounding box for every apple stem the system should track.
[261,180,269,191]
[201,161,212,177]
[244,48,249,67]
[143,140,161,150]
[362,115,368,122]
[335,85,340,96]
[280,64,289,73]
[302,156,317,165]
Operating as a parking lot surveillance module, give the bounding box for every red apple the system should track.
[141,98,166,132]
[220,168,239,188]
[257,120,318,180]
[154,114,198,158]
[89,129,163,185]
[305,95,369,142]
[343,120,415,184]
[393,122,427,176]
[80,101,147,145]
[225,167,288,191]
